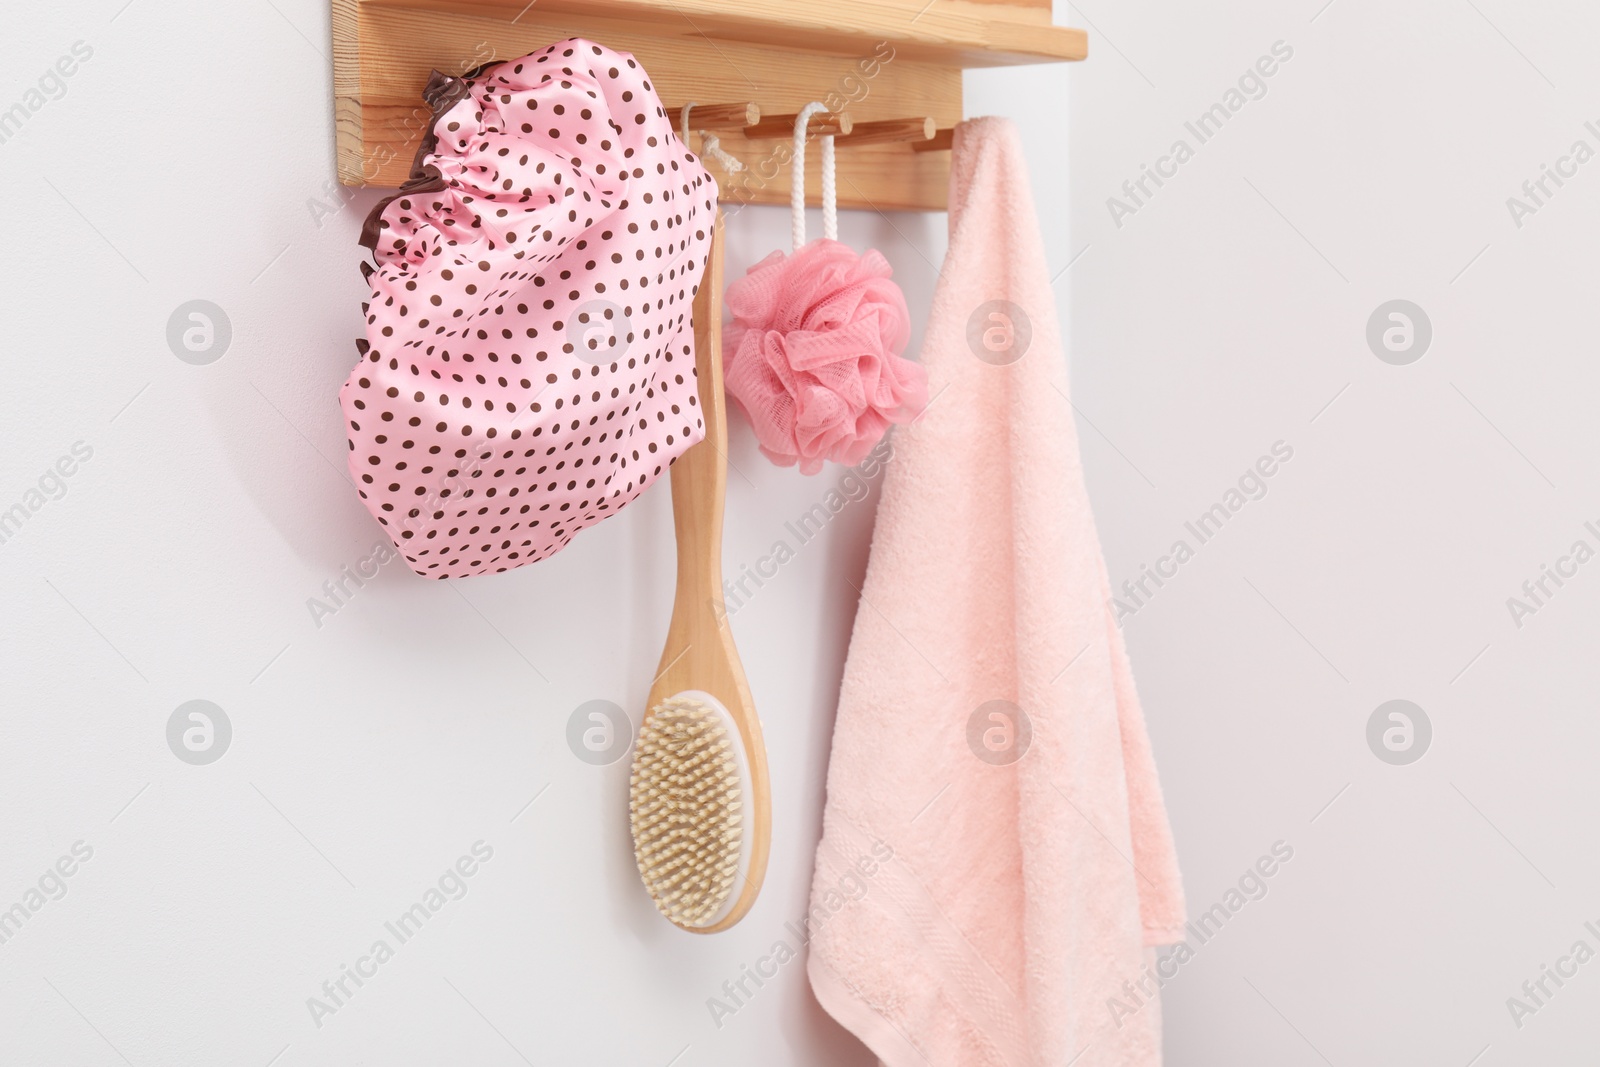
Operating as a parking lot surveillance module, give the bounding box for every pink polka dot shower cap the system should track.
[341,38,717,579]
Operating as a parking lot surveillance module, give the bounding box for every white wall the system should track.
[3,4,946,1065]
[1067,0,1600,1064]
[5,0,1590,1064]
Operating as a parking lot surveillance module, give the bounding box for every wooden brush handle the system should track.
[648,211,771,934]
[666,213,731,616]
[650,209,745,704]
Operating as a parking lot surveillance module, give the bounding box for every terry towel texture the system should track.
[806,117,1186,1067]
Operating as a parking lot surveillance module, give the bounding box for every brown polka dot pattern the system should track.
[340,38,717,579]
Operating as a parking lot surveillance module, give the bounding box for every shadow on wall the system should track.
[182,182,392,579]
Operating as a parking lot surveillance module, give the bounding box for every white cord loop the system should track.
[679,102,744,175]
[702,134,744,173]
[791,102,838,250]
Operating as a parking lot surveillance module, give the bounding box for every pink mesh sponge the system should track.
[341,39,717,579]
[722,104,926,475]
[724,240,921,474]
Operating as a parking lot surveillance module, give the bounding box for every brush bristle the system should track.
[629,694,744,928]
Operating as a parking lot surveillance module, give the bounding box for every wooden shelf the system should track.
[371,0,1087,66]
[333,0,1086,210]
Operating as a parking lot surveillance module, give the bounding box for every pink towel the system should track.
[806,117,1186,1067]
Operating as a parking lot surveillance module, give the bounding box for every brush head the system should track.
[629,691,749,929]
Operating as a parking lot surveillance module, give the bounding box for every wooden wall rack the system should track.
[333,0,1085,212]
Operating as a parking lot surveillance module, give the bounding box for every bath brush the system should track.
[629,213,771,932]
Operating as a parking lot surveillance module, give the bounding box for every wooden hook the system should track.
[672,101,761,131]
[911,127,956,153]
[743,111,853,138]
[837,116,936,148]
